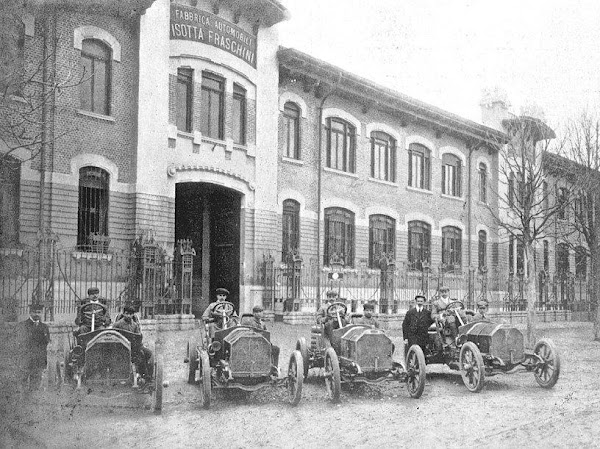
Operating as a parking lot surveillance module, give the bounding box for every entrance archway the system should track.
[175,183,241,315]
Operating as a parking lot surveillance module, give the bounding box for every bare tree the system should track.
[486,115,563,346]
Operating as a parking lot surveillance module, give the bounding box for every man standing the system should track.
[15,304,51,393]
[402,295,433,352]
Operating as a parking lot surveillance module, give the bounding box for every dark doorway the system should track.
[175,183,241,315]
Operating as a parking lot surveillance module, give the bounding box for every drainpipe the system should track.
[316,72,342,311]
[467,144,474,308]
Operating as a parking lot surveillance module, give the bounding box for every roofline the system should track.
[502,116,556,142]
[278,47,506,146]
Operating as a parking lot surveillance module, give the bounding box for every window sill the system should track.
[202,136,227,148]
[368,177,397,187]
[77,109,115,123]
[441,193,464,202]
[282,156,304,166]
[405,186,433,195]
[71,251,113,261]
[323,167,358,178]
[177,131,194,140]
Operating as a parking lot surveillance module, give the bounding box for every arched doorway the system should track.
[175,182,241,315]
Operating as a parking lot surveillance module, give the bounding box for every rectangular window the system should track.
[407,221,431,270]
[176,68,193,132]
[201,72,224,140]
[369,215,395,268]
[80,40,111,116]
[479,163,487,203]
[77,167,109,252]
[232,83,246,145]
[283,102,300,159]
[326,118,356,173]
[478,230,487,271]
[324,208,355,267]
[442,154,462,197]
[408,144,430,190]
[282,200,300,260]
[371,132,396,182]
[0,157,21,247]
[442,226,462,272]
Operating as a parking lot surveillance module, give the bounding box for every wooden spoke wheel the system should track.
[296,337,309,378]
[199,350,212,409]
[405,345,426,399]
[460,342,485,393]
[324,347,341,403]
[533,338,560,388]
[287,350,304,406]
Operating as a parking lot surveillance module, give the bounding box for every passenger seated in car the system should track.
[113,306,153,381]
[355,302,380,328]
[74,295,111,335]
[249,305,280,377]
[470,301,489,322]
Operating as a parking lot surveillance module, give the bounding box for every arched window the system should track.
[408,143,431,190]
[326,118,356,173]
[80,39,111,115]
[407,221,431,270]
[478,230,487,271]
[371,131,396,182]
[575,246,587,279]
[77,167,109,252]
[442,226,462,272]
[369,215,395,268]
[282,102,300,159]
[282,199,300,260]
[478,162,487,202]
[324,208,355,267]
[0,156,21,247]
[442,153,462,197]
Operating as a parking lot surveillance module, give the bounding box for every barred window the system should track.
[80,39,111,115]
[282,199,300,261]
[0,156,21,247]
[77,167,109,251]
[575,246,587,279]
[442,226,462,272]
[478,162,487,203]
[324,208,354,267]
[556,243,569,276]
[176,68,193,132]
[407,221,431,270]
[282,102,300,159]
[478,230,487,271]
[326,118,356,173]
[442,153,462,197]
[201,72,224,139]
[369,215,395,268]
[408,143,431,190]
[232,83,246,145]
[371,132,396,182]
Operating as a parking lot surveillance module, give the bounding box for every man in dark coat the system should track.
[15,303,51,392]
[402,294,433,352]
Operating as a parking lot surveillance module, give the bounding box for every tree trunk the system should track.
[525,243,538,347]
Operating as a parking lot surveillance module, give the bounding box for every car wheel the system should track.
[199,350,211,409]
[296,337,309,378]
[287,350,304,406]
[533,338,560,388]
[324,347,341,403]
[152,356,164,414]
[405,345,426,399]
[187,341,198,384]
[459,341,485,393]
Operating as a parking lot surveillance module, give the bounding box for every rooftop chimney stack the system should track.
[480,87,512,132]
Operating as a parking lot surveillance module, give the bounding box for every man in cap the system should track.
[431,286,467,345]
[15,304,51,393]
[202,288,238,337]
[471,301,490,322]
[250,305,280,377]
[80,286,107,306]
[316,290,338,325]
[356,302,380,328]
[74,291,111,335]
[403,294,433,352]
[113,306,153,382]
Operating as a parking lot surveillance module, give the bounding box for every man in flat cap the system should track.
[202,288,238,337]
[316,290,338,325]
[431,285,466,345]
[403,294,433,352]
[356,301,380,328]
[15,303,51,393]
[113,306,153,382]
[74,290,111,335]
[250,305,280,377]
[471,300,490,322]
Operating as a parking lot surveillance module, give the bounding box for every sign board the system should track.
[170,3,257,68]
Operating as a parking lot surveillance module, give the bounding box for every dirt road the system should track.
[1,322,598,448]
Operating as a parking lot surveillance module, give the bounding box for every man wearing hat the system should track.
[113,306,153,382]
[202,288,238,336]
[15,303,51,393]
[80,286,107,306]
[403,294,433,352]
[356,302,380,328]
[471,301,490,322]
[250,305,280,376]
[74,291,111,335]
[431,285,466,345]
[316,290,338,325]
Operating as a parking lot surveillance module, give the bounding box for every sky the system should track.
[276,0,600,128]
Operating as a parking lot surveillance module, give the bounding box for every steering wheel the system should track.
[212,301,235,318]
[326,301,347,318]
[446,301,464,312]
[80,302,107,314]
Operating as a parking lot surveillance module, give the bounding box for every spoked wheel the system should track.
[199,350,211,409]
[405,345,426,399]
[296,337,309,378]
[287,350,304,406]
[460,342,485,393]
[323,347,341,403]
[533,338,560,388]
[152,356,164,414]
[187,341,198,384]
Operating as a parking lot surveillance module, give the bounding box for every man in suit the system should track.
[15,303,51,392]
[403,294,433,352]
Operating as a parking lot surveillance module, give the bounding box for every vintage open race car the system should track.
[185,301,303,408]
[424,300,561,393]
[296,301,426,402]
[57,304,164,413]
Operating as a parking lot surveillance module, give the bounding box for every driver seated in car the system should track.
[112,306,154,382]
[74,295,111,335]
[316,290,338,325]
[202,288,238,338]
[431,286,467,346]
[323,302,349,342]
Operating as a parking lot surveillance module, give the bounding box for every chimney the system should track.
[480,87,511,132]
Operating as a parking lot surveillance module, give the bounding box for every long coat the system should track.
[402,306,433,349]
[15,318,50,370]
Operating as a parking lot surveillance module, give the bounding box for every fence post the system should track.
[175,239,195,315]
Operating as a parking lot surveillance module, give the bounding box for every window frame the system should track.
[441,226,462,273]
[407,220,431,271]
[478,230,487,271]
[176,67,193,133]
[368,215,396,268]
[408,143,431,190]
[324,207,355,267]
[575,246,587,279]
[282,101,300,159]
[232,83,247,145]
[556,242,570,277]
[281,199,300,261]
[326,117,356,173]
[77,166,110,252]
[0,156,21,247]
[441,153,462,197]
[370,131,396,182]
[80,39,112,116]
[478,162,487,203]
[200,71,225,140]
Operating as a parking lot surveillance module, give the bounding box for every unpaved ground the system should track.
[1,322,598,449]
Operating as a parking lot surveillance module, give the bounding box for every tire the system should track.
[152,356,164,414]
[187,341,198,384]
[459,341,485,393]
[296,337,309,378]
[199,350,211,409]
[533,338,560,388]
[405,345,426,399]
[324,347,341,403]
[287,350,304,406]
